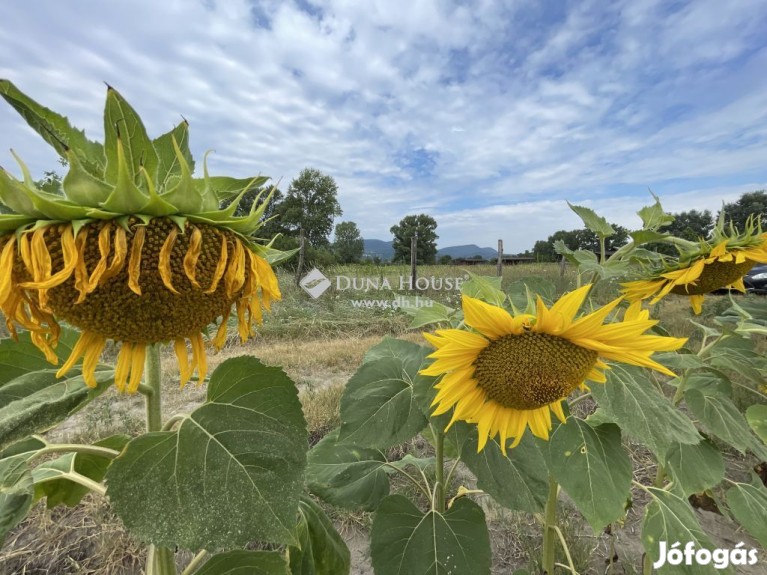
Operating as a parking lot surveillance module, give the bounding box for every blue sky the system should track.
[1,0,765,252]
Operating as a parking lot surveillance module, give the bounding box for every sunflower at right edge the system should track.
[621,216,767,314]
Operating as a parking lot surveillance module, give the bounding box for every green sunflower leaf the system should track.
[194,551,290,575]
[548,419,632,530]
[685,388,767,460]
[289,495,351,575]
[0,329,79,385]
[99,136,150,214]
[637,194,674,231]
[746,404,767,444]
[460,272,505,306]
[103,86,158,186]
[0,79,104,176]
[567,202,615,237]
[641,487,728,575]
[370,495,491,575]
[0,369,113,451]
[306,429,390,511]
[157,135,203,214]
[153,120,194,192]
[725,479,767,548]
[0,448,37,543]
[664,439,724,496]
[32,434,129,508]
[457,422,548,513]
[339,342,430,449]
[590,364,701,459]
[105,357,307,549]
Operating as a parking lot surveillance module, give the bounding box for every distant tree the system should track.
[36,170,63,194]
[532,225,628,261]
[390,214,438,264]
[333,221,364,263]
[281,168,342,246]
[718,191,767,230]
[651,209,714,255]
[438,254,453,265]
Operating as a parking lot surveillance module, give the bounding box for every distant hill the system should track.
[363,240,496,261]
[363,239,395,260]
[438,244,497,260]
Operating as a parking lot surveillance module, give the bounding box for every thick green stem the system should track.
[433,425,445,513]
[34,443,121,460]
[542,475,559,574]
[144,344,176,575]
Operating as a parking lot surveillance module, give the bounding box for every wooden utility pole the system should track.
[496,239,503,277]
[410,232,418,290]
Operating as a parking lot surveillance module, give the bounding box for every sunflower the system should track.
[420,286,686,453]
[622,221,767,314]
[0,80,284,392]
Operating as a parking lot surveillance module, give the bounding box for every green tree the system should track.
[390,214,438,264]
[281,168,342,246]
[438,254,453,265]
[35,170,63,194]
[333,221,364,263]
[651,209,714,255]
[718,190,767,230]
[532,225,628,261]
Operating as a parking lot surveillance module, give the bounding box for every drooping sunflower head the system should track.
[0,80,286,392]
[622,214,767,314]
[420,285,686,453]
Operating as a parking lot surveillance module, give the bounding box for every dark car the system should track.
[744,264,767,294]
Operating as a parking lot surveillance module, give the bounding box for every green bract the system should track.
[0,79,274,244]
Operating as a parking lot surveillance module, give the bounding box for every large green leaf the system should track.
[103,86,158,185]
[306,430,390,511]
[339,342,430,449]
[457,422,548,513]
[0,79,104,175]
[289,495,350,575]
[590,365,700,458]
[105,357,307,549]
[507,276,556,311]
[568,202,615,237]
[641,487,728,575]
[685,388,767,460]
[33,434,129,508]
[0,450,36,542]
[725,480,767,547]
[0,328,80,386]
[548,419,631,530]
[370,495,491,575]
[460,272,505,306]
[745,404,767,444]
[0,369,113,450]
[664,439,724,496]
[195,551,290,575]
[637,195,674,231]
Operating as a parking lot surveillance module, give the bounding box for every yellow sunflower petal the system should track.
[159,227,180,294]
[127,225,146,295]
[114,343,133,393]
[661,258,705,285]
[174,338,192,388]
[434,328,489,349]
[127,344,147,394]
[462,295,518,339]
[183,226,203,289]
[689,294,705,315]
[204,231,229,294]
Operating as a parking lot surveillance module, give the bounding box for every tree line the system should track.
[532,192,766,261]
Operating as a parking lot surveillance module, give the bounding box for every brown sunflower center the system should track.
[669,259,755,295]
[473,331,598,410]
[19,218,243,343]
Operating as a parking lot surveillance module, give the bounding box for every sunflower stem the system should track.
[434,426,446,513]
[144,343,176,575]
[542,475,559,574]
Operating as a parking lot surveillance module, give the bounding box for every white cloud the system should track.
[0,0,765,252]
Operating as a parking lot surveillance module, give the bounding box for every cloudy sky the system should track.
[1,0,766,252]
